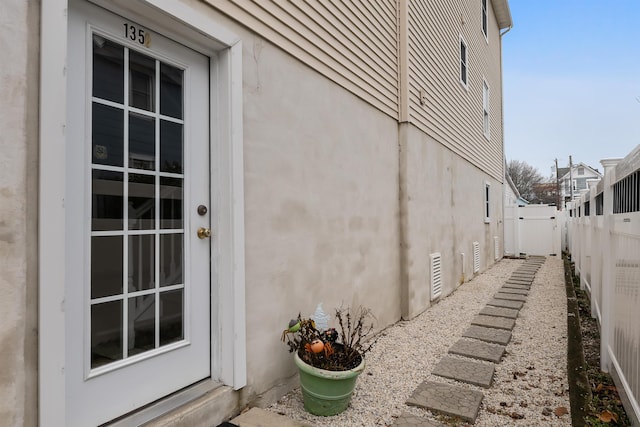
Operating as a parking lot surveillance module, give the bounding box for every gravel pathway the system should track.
[267,257,570,426]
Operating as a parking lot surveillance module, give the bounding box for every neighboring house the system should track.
[557,162,603,203]
[504,172,529,207]
[1,0,512,425]
[531,181,559,205]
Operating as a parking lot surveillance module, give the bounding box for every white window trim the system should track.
[484,181,491,223]
[459,35,469,89]
[40,1,246,425]
[481,0,489,41]
[482,78,490,139]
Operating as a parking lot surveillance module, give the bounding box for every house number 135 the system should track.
[124,23,151,47]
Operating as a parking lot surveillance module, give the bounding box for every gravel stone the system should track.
[267,257,570,426]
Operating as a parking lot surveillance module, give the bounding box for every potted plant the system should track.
[281,305,376,416]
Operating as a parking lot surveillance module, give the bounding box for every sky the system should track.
[502,0,640,179]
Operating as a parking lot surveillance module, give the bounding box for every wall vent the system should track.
[494,236,500,261]
[473,241,480,273]
[430,252,442,300]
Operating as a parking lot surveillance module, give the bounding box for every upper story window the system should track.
[484,181,490,223]
[460,36,468,88]
[482,80,490,138]
[578,166,585,175]
[481,0,488,39]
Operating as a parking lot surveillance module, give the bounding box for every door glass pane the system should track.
[92,103,124,167]
[160,120,183,173]
[160,177,182,229]
[160,63,183,119]
[128,235,155,292]
[128,295,156,356]
[91,301,123,368]
[160,289,183,346]
[89,34,192,369]
[129,50,155,112]
[93,35,124,103]
[129,113,155,170]
[160,233,182,287]
[91,236,123,299]
[92,170,123,231]
[128,173,155,230]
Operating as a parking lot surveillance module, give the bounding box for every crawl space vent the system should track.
[473,241,480,273]
[430,252,442,300]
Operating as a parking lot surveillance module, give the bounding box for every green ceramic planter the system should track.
[294,351,365,416]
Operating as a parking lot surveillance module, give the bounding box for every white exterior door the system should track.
[66,2,211,424]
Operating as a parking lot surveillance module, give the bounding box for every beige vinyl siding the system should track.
[204,0,398,118]
[407,0,504,181]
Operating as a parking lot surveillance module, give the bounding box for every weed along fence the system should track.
[567,145,640,425]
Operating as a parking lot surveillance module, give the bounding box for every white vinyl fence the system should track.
[504,204,561,257]
[567,145,640,425]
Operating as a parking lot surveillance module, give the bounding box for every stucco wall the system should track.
[241,33,402,393]
[0,0,40,425]
[400,123,503,319]
[5,0,507,424]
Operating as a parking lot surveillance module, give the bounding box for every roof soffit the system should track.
[491,0,513,30]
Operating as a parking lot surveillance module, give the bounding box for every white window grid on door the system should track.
[88,31,189,375]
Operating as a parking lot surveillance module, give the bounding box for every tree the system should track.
[507,160,544,202]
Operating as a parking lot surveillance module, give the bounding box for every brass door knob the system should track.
[197,227,211,239]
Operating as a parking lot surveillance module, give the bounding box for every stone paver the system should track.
[510,273,535,279]
[407,381,484,423]
[487,298,524,309]
[391,412,445,427]
[502,280,531,289]
[448,338,505,363]
[462,325,512,345]
[498,287,528,295]
[508,274,533,279]
[479,305,519,319]
[471,314,516,330]
[230,408,312,427]
[494,292,527,302]
[432,356,495,388]
[506,278,533,285]
[502,283,530,290]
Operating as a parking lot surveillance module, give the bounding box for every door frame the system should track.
[39,1,246,425]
